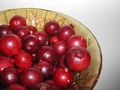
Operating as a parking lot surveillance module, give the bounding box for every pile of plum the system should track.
[0,15,91,90]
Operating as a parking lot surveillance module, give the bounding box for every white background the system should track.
[0,0,120,90]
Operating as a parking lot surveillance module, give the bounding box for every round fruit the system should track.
[0,25,13,38]
[44,20,60,35]
[59,24,75,41]
[0,15,92,89]
[53,41,66,55]
[27,25,37,35]
[9,15,26,29]
[7,84,26,90]
[0,56,14,73]
[23,35,39,53]
[0,34,22,56]
[0,67,18,86]
[66,48,91,72]
[67,35,87,49]
[14,26,30,39]
[34,61,52,78]
[49,35,59,45]
[37,46,56,63]
[20,69,42,88]
[54,68,73,88]
[15,50,32,69]
[34,31,48,46]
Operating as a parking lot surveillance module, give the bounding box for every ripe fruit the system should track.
[0,25,12,38]
[34,31,48,46]
[0,55,14,64]
[34,61,53,78]
[20,69,42,88]
[49,35,59,45]
[0,67,18,86]
[7,84,26,90]
[37,46,56,63]
[53,41,66,55]
[66,48,91,72]
[59,24,75,41]
[0,34,22,56]
[15,50,32,69]
[14,26,30,39]
[54,68,73,88]
[9,15,26,29]
[23,35,39,53]
[44,20,60,35]
[0,15,92,90]
[0,56,14,73]
[27,25,37,35]
[67,35,87,49]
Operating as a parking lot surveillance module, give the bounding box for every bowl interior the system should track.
[0,8,102,90]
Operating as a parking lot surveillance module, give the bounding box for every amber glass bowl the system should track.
[0,8,102,90]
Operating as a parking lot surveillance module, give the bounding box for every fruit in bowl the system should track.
[0,8,102,90]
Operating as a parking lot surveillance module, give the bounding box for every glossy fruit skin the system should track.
[0,55,14,63]
[58,25,75,41]
[49,35,59,45]
[0,56,14,73]
[15,50,32,69]
[0,34,22,56]
[34,31,48,46]
[23,35,39,53]
[9,15,26,29]
[7,84,27,90]
[0,25,13,38]
[53,41,66,55]
[37,46,56,63]
[0,68,18,86]
[44,20,60,35]
[0,15,92,89]
[20,69,42,88]
[14,26,30,39]
[54,68,73,88]
[67,35,87,49]
[34,61,53,78]
[27,25,37,35]
[66,48,91,72]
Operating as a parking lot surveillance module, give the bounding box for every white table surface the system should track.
[0,0,120,90]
